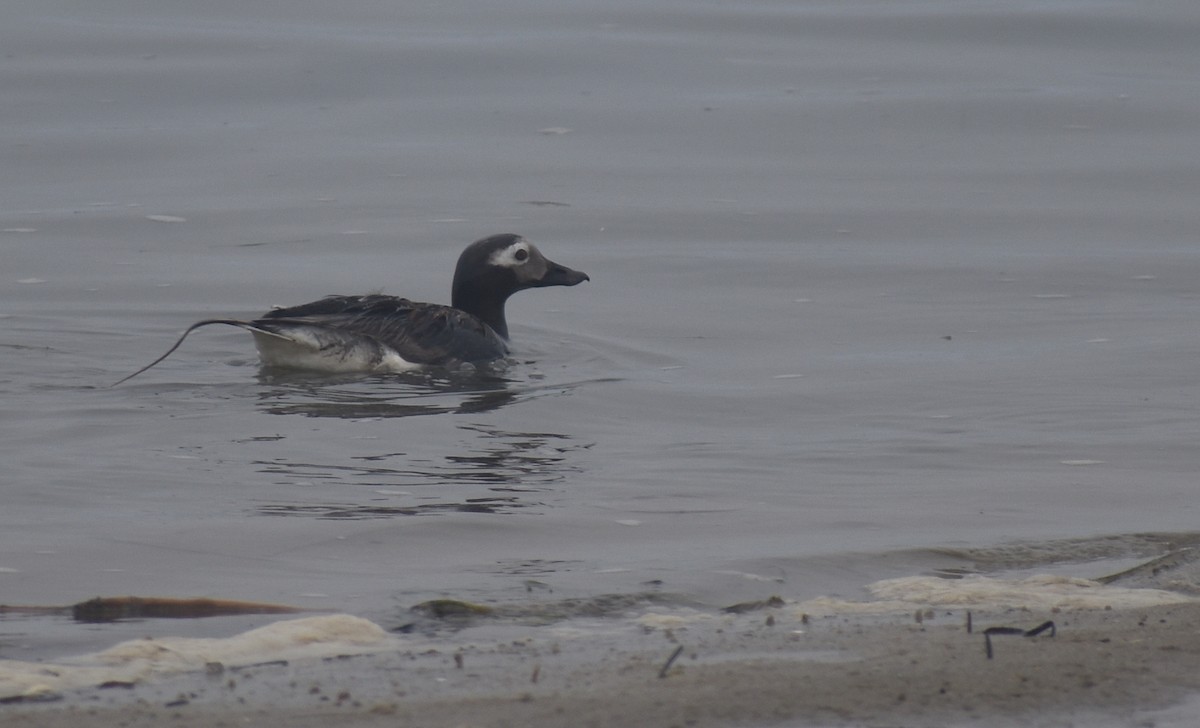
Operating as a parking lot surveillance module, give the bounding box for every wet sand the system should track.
[6,600,1200,727]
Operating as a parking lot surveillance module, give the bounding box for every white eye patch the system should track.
[488,239,533,268]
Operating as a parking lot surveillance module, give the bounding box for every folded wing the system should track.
[258,295,509,367]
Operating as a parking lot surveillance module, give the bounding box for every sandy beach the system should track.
[6,588,1200,727]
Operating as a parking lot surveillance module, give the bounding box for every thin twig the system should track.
[658,645,685,678]
[983,621,1056,659]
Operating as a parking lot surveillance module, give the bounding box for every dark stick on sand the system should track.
[984,621,1056,659]
[658,645,685,678]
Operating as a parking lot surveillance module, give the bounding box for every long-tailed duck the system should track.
[114,233,588,384]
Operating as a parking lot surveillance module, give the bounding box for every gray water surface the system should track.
[3,0,1200,659]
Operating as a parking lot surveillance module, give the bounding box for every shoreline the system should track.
[6,599,1200,727]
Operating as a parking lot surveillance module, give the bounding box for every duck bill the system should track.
[535,260,590,288]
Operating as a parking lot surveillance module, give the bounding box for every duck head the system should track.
[451,233,589,339]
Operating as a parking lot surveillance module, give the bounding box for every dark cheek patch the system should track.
[528,258,549,281]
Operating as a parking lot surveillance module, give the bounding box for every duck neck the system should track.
[452,285,510,339]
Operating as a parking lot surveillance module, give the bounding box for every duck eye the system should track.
[514,248,529,262]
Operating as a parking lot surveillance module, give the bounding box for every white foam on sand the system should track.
[635,608,719,630]
[0,614,394,701]
[795,574,1194,616]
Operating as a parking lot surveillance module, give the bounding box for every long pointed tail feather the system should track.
[111,319,265,386]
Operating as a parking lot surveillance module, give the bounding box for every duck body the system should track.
[114,233,589,384]
[249,294,510,372]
